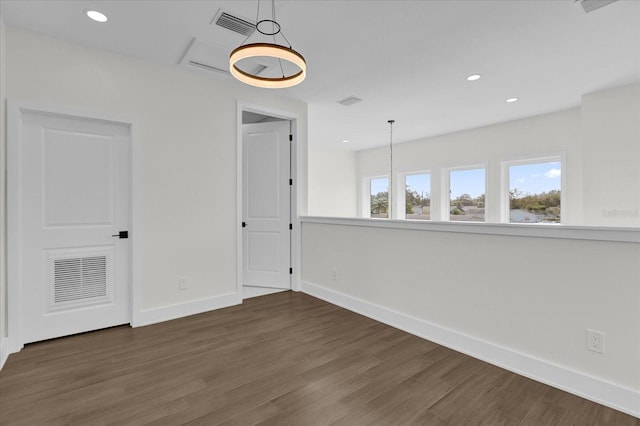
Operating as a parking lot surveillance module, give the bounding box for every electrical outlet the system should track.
[179,277,188,291]
[331,268,338,281]
[587,329,605,353]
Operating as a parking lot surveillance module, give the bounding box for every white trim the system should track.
[300,216,640,243]
[6,100,138,354]
[391,170,403,220]
[136,293,241,327]
[129,123,143,327]
[500,159,510,223]
[359,176,368,218]
[236,101,300,294]
[301,280,640,419]
[444,162,488,223]
[236,103,243,296]
[0,339,8,370]
[6,103,24,354]
[365,175,390,219]
[401,170,432,221]
[290,120,301,291]
[430,166,444,221]
[501,153,565,224]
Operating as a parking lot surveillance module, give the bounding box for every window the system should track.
[405,173,430,220]
[370,177,389,218]
[449,167,485,222]
[508,159,561,223]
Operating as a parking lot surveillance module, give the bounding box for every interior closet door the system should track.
[242,121,291,289]
[19,110,131,343]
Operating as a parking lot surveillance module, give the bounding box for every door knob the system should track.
[112,231,129,239]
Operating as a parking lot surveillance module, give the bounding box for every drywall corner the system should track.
[0,12,8,369]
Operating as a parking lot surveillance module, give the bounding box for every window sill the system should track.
[299,216,640,243]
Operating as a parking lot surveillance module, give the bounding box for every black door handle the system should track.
[112,231,128,239]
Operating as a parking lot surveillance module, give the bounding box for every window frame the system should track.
[401,170,432,221]
[363,175,390,219]
[444,163,488,223]
[501,153,566,224]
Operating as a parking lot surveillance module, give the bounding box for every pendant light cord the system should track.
[247,0,287,78]
[388,120,395,219]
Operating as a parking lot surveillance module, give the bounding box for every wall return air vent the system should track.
[54,256,107,303]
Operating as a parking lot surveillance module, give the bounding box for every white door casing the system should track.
[242,121,291,289]
[14,109,131,344]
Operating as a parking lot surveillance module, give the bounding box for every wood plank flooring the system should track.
[1,291,637,425]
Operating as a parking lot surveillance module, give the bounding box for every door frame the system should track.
[6,101,140,355]
[236,101,300,295]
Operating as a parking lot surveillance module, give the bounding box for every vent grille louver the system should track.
[215,12,256,36]
[54,256,107,303]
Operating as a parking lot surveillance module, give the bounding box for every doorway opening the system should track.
[238,105,298,300]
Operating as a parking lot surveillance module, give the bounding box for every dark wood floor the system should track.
[1,292,637,425]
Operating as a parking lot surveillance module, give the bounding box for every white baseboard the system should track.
[134,292,242,327]
[0,338,8,370]
[302,281,640,419]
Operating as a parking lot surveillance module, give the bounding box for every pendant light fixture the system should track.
[229,0,306,89]
[388,119,395,219]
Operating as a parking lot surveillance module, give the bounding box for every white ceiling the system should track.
[1,0,639,151]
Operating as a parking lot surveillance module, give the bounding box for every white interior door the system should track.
[19,110,131,344]
[242,121,291,289]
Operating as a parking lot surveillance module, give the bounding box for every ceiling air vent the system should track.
[337,96,363,106]
[214,11,256,36]
[576,0,618,13]
[180,38,231,77]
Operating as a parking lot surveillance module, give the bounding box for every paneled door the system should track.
[18,110,131,344]
[242,121,291,289]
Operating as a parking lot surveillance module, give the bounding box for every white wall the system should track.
[3,26,307,325]
[582,83,640,226]
[0,13,7,365]
[307,146,357,217]
[301,220,640,415]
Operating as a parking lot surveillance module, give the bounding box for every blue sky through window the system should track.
[450,168,485,199]
[406,174,430,197]
[509,161,561,195]
[372,162,560,200]
[370,177,388,195]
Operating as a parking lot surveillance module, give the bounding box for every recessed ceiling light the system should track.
[342,140,350,144]
[467,74,481,81]
[86,10,108,23]
[506,97,519,103]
